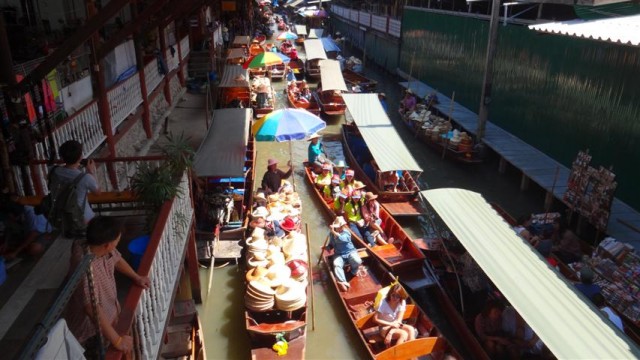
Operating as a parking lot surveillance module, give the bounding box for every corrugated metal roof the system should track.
[528,15,640,46]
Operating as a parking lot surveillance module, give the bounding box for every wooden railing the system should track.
[108,72,143,131]
[144,59,163,97]
[106,172,194,360]
[331,5,401,38]
[180,35,190,61]
[166,47,180,72]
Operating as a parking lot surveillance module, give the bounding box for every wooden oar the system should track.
[305,223,316,331]
[317,234,330,266]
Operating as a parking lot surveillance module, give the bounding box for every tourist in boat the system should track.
[333,189,348,216]
[327,216,362,292]
[315,163,333,190]
[334,160,347,180]
[591,293,624,331]
[261,158,293,194]
[325,174,341,201]
[299,80,311,100]
[308,133,331,173]
[344,190,375,247]
[380,170,400,192]
[362,192,388,244]
[475,300,518,359]
[341,169,356,194]
[373,283,416,347]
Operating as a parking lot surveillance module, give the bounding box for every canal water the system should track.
[196,41,549,359]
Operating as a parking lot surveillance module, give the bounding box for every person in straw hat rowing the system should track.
[327,216,362,292]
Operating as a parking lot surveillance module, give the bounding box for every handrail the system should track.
[17,253,94,360]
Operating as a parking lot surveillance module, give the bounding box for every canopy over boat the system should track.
[232,35,251,47]
[194,108,251,178]
[342,93,422,173]
[307,28,324,39]
[286,0,304,7]
[219,65,249,88]
[420,188,640,359]
[226,48,247,60]
[294,25,307,36]
[320,37,341,53]
[319,60,347,92]
[303,39,327,60]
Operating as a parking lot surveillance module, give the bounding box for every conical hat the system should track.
[266,263,292,288]
[246,266,268,282]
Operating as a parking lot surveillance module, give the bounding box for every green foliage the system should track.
[155,132,195,178]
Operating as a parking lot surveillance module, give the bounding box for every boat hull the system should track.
[342,69,377,93]
[315,91,346,116]
[287,82,320,115]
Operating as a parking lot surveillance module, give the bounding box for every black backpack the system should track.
[37,167,88,237]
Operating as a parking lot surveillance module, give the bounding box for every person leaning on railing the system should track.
[64,216,150,357]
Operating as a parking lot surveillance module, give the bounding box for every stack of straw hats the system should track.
[274,278,307,311]
[245,277,276,311]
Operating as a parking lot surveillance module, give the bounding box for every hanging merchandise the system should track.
[15,75,37,124]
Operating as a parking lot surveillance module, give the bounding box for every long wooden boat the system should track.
[314,90,346,116]
[218,65,251,108]
[399,108,483,164]
[303,165,429,288]
[342,69,377,93]
[269,63,287,80]
[342,124,421,205]
[321,243,458,360]
[288,58,305,79]
[286,81,320,115]
[245,310,307,359]
[193,108,255,266]
[252,80,275,117]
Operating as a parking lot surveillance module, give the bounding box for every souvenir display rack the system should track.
[563,150,617,232]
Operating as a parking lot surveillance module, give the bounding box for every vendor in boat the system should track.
[261,158,293,194]
[374,283,416,347]
[344,190,376,247]
[327,216,362,292]
[399,89,417,115]
[256,83,270,108]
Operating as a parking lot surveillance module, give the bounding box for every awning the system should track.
[294,25,307,36]
[226,48,246,60]
[342,93,422,172]
[307,28,324,39]
[286,0,304,7]
[303,39,327,60]
[421,188,640,359]
[307,0,331,3]
[218,65,249,88]
[320,37,341,53]
[232,35,251,47]
[528,14,640,47]
[194,108,251,178]
[319,60,347,92]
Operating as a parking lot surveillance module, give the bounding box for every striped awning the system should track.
[528,14,640,46]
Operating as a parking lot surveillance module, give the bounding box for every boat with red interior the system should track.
[342,69,377,93]
[286,81,320,115]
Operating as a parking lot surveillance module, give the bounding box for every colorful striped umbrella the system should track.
[252,108,326,142]
[242,52,284,69]
[277,31,298,40]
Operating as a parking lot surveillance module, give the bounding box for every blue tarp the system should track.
[320,37,341,53]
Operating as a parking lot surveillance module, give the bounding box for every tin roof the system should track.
[528,15,640,46]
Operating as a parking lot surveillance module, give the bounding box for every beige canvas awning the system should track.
[232,35,251,47]
[194,108,251,178]
[286,0,304,7]
[319,60,347,92]
[308,28,324,39]
[219,65,249,88]
[294,25,307,36]
[342,93,422,172]
[226,48,246,60]
[303,39,327,60]
[421,188,640,359]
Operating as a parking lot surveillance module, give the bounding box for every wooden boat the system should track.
[314,90,346,116]
[193,108,255,266]
[288,58,305,80]
[315,59,348,115]
[342,123,421,206]
[231,35,251,52]
[245,310,307,359]
[286,81,320,115]
[342,69,377,93]
[251,78,275,117]
[269,63,287,80]
[225,48,248,65]
[218,65,251,108]
[400,107,483,164]
[303,165,429,287]
[254,34,267,46]
[303,39,327,81]
[321,243,459,359]
[294,25,307,46]
[249,42,265,56]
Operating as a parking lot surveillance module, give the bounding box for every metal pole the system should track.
[476,0,501,141]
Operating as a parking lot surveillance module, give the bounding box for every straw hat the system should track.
[365,192,378,201]
[269,236,284,248]
[335,160,346,168]
[266,263,292,288]
[286,259,309,279]
[268,251,286,267]
[254,192,267,202]
[246,266,269,282]
[331,216,347,228]
[275,278,307,311]
[247,255,269,269]
[252,206,269,219]
[353,181,366,190]
[308,133,321,141]
[267,208,286,222]
[268,194,280,203]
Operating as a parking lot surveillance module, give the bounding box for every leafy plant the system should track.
[155,132,195,178]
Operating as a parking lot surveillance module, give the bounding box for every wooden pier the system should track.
[398,73,640,246]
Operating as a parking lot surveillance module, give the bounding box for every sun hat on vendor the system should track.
[267,158,278,167]
[308,133,321,141]
[331,216,348,229]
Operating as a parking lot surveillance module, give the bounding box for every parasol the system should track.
[243,52,284,69]
[277,31,299,40]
